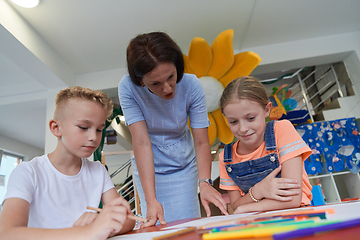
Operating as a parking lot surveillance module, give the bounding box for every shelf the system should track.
[308,170,352,179]
[308,171,360,204]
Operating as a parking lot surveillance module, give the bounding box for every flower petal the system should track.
[219,51,262,87]
[208,112,217,146]
[212,109,234,144]
[187,37,212,78]
[183,54,195,74]
[207,29,234,79]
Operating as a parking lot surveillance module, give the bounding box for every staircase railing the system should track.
[109,159,131,178]
[102,151,136,214]
[261,62,349,123]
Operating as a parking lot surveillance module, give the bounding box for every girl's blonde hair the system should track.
[54,86,113,120]
[220,76,269,113]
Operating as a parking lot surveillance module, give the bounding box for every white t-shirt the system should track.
[3,154,114,228]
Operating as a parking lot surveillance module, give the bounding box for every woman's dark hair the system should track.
[126,32,184,86]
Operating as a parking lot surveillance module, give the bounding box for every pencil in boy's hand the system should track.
[86,206,148,222]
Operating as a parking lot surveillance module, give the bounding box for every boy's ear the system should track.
[49,119,61,137]
[265,102,272,118]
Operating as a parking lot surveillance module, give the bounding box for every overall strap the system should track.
[223,143,234,163]
[264,120,277,151]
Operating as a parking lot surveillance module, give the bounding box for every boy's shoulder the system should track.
[81,159,107,175]
[82,158,103,166]
[6,155,49,190]
[18,154,48,170]
[83,158,104,168]
[18,156,104,174]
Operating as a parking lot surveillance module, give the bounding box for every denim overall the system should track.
[224,121,281,194]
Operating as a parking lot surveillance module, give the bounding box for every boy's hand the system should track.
[110,196,133,215]
[73,212,98,227]
[253,165,300,201]
[74,196,132,228]
[86,197,132,240]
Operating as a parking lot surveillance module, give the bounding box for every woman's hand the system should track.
[140,199,166,228]
[252,165,301,202]
[199,182,228,217]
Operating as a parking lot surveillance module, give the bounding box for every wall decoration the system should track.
[296,117,360,175]
[183,29,262,145]
[269,84,297,121]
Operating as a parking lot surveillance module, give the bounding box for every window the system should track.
[0,151,23,209]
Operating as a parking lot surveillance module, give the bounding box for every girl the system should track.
[218,76,312,214]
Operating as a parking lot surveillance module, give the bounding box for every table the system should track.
[124,201,360,240]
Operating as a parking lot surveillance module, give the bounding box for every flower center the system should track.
[199,76,225,112]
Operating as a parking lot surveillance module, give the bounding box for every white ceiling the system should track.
[1,0,360,151]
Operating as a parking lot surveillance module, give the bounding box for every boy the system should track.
[0,86,135,240]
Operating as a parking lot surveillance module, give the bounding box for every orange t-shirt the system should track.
[219,120,312,206]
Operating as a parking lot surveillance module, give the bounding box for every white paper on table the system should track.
[110,213,256,239]
[110,228,184,240]
[162,212,256,230]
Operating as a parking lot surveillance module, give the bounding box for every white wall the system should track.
[344,51,360,97]
[0,134,44,161]
[248,32,360,78]
[0,0,75,88]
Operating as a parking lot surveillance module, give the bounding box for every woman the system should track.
[118,32,227,227]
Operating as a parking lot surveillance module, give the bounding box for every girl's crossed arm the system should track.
[229,156,303,214]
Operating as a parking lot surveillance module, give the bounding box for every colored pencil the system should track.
[86,206,148,222]
[273,217,360,240]
[203,225,298,239]
[202,220,341,240]
[201,208,334,229]
[212,217,297,232]
[215,217,321,232]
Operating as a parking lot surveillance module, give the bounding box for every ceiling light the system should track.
[11,0,39,8]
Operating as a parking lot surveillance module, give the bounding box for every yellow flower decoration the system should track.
[184,29,262,145]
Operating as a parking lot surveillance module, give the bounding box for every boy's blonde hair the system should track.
[220,76,269,113]
[54,86,113,120]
